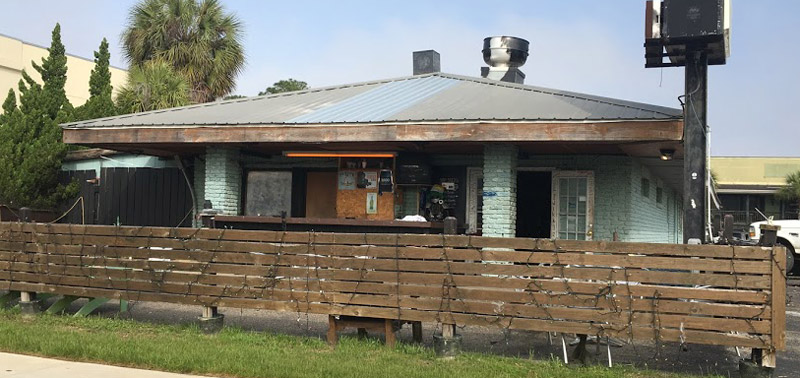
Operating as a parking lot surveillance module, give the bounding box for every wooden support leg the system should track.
[759,349,777,368]
[384,319,396,348]
[412,321,423,343]
[327,315,338,347]
[442,323,455,339]
[20,292,33,303]
[202,306,218,318]
[572,334,590,365]
[18,292,41,315]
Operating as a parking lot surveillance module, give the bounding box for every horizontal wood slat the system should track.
[0,222,784,351]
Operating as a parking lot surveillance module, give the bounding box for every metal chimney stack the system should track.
[480,36,529,84]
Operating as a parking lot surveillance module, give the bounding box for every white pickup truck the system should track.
[749,219,800,274]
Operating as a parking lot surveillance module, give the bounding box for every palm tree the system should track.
[121,0,244,103]
[778,171,800,219]
[116,59,191,113]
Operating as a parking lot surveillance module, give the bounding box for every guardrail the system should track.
[0,222,786,367]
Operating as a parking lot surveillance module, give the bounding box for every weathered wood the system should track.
[3,223,772,260]
[0,222,782,353]
[61,121,684,146]
[0,248,771,290]
[771,246,787,351]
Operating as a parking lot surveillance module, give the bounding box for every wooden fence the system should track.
[0,222,786,358]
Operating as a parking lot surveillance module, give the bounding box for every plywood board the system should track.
[336,170,394,220]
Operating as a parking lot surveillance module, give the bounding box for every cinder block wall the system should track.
[203,147,241,215]
[516,155,682,243]
[626,160,683,243]
[482,144,518,238]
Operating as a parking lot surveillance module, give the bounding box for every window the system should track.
[641,178,650,198]
[656,187,663,204]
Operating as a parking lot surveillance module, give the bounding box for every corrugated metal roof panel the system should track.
[288,76,460,123]
[62,73,682,129]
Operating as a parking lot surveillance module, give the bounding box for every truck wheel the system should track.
[778,240,795,275]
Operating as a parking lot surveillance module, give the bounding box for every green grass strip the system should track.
[0,309,716,378]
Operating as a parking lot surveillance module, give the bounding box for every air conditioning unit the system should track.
[645,0,730,67]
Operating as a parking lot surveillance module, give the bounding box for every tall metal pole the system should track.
[683,47,708,244]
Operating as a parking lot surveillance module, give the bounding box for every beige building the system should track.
[711,156,800,227]
[0,33,127,106]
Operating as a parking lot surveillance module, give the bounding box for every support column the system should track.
[434,217,463,357]
[481,144,518,238]
[18,291,41,315]
[683,48,707,244]
[203,147,242,215]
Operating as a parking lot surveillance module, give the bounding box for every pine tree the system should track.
[0,89,15,125]
[31,23,68,119]
[0,23,77,209]
[74,38,117,121]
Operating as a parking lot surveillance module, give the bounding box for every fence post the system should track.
[17,208,41,315]
[197,206,224,333]
[433,216,462,358]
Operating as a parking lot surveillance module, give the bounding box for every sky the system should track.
[0,1,796,156]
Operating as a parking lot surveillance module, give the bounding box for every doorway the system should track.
[516,171,552,238]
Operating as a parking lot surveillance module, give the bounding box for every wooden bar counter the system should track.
[210,215,444,234]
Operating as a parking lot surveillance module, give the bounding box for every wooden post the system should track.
[17,211,40,315]
[433,217,462,357]
[327,315,339,346]
[412,321,423,343]
[384,319,396,348]
[764,243,786,368]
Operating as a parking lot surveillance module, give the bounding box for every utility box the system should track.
[662,0,726,41]
[644,0,730,67]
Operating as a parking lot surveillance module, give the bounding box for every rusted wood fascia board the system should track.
[62,120,684,145]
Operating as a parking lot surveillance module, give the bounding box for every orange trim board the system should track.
[284,152,397,158]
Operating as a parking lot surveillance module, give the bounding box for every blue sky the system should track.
[0,1,796,156]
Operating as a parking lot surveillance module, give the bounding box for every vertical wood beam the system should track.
[683,47,708,244]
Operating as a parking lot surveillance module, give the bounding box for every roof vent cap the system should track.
[482,36,529,68]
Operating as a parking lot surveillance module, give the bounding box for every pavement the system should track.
[0,353,211,378]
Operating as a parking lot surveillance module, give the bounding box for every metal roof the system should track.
[62,73,682,129]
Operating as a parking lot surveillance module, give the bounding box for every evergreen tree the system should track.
[0,89,15,125]
[31,23,68,120]
[258,79,308,96]
[74,38,117,121]
[0,23,77,209]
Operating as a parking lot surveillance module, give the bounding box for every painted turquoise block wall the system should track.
[204,147,241,215]
[516,155,682,243]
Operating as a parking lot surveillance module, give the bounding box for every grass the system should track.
[0,309,717,378]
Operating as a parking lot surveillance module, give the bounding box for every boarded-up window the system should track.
[245,171,292,217]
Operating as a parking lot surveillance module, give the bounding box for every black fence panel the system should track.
[58,170,97,224]
[96,167,192,227]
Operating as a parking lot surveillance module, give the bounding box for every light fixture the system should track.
[659,148,675,161]
[283,151,396,158]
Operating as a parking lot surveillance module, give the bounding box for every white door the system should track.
[551,171,594,240]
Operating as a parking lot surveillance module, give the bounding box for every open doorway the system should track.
[516,171,552,238]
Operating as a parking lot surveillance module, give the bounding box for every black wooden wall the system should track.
[60,167,193,227]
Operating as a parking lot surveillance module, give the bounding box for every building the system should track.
[60,45,685,243]
[0,33,127,106]
[711,157,800,231]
